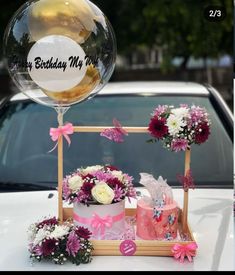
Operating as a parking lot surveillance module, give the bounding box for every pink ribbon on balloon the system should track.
[172,242,198,263]
[49,123,74,152]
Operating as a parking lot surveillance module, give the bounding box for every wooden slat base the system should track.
[63,207,196,256]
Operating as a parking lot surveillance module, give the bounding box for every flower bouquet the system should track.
[62,165,136,240]
[148,104,211,151]
[28,217,93,265]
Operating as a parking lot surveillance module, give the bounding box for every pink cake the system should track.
[136,198,179,240]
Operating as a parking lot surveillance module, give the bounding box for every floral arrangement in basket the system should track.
[148,104,211,152]
[28,217,93,265]
[63,165,136,205]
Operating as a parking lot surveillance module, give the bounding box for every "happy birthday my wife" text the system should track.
[13,55,99,71]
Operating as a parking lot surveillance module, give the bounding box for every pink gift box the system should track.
[73,200,125,240]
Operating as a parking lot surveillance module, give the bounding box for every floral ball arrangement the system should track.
[148,104,211,152]
[63,165,136,205]
[28,217,93,265]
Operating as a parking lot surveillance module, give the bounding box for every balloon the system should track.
[3,0,116,107]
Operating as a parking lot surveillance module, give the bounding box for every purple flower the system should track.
[190,106,207,124]
[42,239,57,256]
[171,139,188,152]
[152,105,167,117]
[66,231,81,257]
[113,186,125,202]
[62,181,71,201]
[92,170,114,182]
[33,245,43,256]
[74,191,91,204]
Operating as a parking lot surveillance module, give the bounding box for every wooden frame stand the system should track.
[57,126,195,256]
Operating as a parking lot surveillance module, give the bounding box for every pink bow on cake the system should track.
[172,242,198,263]
[49,123,74,152]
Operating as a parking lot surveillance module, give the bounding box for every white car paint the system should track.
[0,188,233,271]
[10,81,209,102]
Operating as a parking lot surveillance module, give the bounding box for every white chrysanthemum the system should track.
[111,171,124,182]
[171,107,189,119]
[166,115,186,136]
[80,165,102,175]
[33,228,50,246]
[68,175,83,192]
[50,225,70,240]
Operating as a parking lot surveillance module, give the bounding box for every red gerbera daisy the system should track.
[195,123,210,144]
[107,178,124,190]
[148,117,168,139]
[42,239,57,256]
[75,226,92,239]
[81,182,95,195]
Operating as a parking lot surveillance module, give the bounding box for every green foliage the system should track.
[94,0,233,67]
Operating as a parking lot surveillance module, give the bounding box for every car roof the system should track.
[10,81,209,101]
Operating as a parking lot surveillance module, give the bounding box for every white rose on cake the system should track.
[68,175,83,192]
[91,182,115,204]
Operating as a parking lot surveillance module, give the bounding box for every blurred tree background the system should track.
[0,0,233,109]
[93,0,232,70]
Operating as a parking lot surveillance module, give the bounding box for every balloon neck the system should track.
[54,106,70,126]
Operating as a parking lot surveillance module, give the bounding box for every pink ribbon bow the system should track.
[49,123,74,152]
[90,213,113,237]
[172,242,198,263]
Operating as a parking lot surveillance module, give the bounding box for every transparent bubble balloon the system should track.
[3,0,116,108]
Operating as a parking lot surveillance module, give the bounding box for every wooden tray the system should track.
[63,207,196,256]
[57,125,196,256]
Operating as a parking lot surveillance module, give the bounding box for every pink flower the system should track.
[113,186,125,202]
[33,245,43,256]
[62,179,71,201]
[66,231,81,257]
[190,106,207,124]
[92,170,114,182]
[171,139,188,152]
[152,105,167,117]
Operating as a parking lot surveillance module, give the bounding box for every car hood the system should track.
[0,188,233,271]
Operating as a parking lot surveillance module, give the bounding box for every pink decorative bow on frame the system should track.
[49,123,74,152]
[90,213,113,237]
[172,242,198,263]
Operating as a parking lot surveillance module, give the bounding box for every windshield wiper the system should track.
[0,181,56,192]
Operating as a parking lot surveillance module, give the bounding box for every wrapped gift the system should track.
[136,173,179,240]
[73,200,125,240]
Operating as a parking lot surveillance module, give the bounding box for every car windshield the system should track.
[0,94,233,191]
